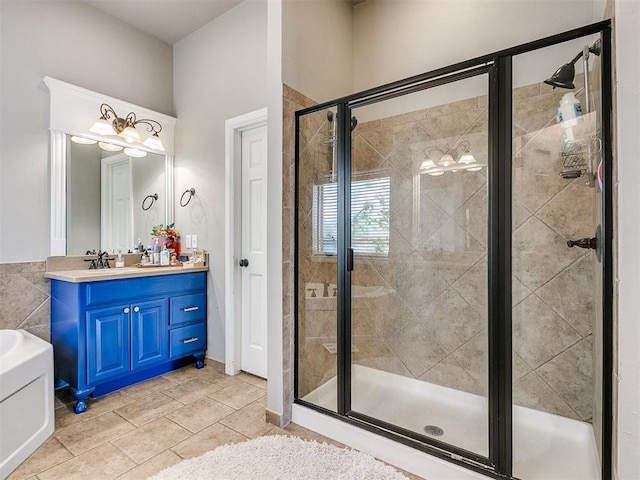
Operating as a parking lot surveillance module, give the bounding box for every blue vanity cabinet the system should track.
[130,299,169,370]
[86,304,131,385]
[51,271,206,414]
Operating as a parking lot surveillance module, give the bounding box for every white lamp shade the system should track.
[427,166,445,176]
[465,162,484,172]
[98,142,123,152]
[437,153,456,167]
[124,147,147,158]
[71,136,97,145]
[142,134,165,152]
[89,118,116,136]
[419,158,436,171]
[459,152,476,164]
[120,126,141,143]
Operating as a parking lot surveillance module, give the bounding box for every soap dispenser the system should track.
[115,249,125,268]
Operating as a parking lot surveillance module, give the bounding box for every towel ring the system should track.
[180,188,196,207]
[142,193,158,211]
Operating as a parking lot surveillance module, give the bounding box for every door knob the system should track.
[239,259,249,267]
[123,307,130,314]
[133,306,140,312]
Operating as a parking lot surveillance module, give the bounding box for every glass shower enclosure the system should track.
[294,21,612,480]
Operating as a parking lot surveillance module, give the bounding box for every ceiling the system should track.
[84,0,367,45]
[84,0,244,45]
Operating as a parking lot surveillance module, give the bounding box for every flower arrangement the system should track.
[151,223,180,239]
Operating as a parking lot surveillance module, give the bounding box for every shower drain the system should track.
[423,425,444,436]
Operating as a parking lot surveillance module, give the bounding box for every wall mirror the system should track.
[44,76,176,256]
[66,139,169,254]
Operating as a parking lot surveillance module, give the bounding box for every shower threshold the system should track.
[302,365,600,480]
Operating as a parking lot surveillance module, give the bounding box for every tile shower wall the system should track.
[0,261,51,341]
[288,80,596,422]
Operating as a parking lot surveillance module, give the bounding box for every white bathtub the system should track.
[0,330,54,479]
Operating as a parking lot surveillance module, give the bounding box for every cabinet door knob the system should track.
[123,307,130,314]
[239,258,249,267]
[133,306,140,312]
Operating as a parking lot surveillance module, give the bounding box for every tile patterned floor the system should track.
[8,361,424,480]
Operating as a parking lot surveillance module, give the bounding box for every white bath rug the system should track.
[148,435,409,480]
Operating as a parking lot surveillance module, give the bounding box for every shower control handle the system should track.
[567,237,596,249]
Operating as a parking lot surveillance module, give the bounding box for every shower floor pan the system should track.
[302,365,599,480]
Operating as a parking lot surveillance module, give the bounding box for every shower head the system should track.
[544,39,602,90]
[544,62,576,89]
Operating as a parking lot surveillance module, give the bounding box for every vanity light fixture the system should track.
[89,103,165,152]
[419,141,484,176]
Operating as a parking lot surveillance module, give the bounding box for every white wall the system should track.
[173,0,269,363]
[282,0,353,102]
[0,1,173,263]
[615,0,640,477]
[353,0,599,92]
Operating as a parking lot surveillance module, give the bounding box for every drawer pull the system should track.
[183,337,199,344]
[183,306,199,312]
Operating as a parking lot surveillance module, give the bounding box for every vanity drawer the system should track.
[170,323,206,358]
[170,293,206,325]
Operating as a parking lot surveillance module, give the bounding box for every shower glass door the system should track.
[296,105,340,412]
[348,73,490,457]
[511,33,606,480]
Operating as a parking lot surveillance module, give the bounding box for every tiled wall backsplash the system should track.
[0,261,51,341]
[288,79,596,423]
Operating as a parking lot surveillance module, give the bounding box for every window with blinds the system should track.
[312,176,390,256]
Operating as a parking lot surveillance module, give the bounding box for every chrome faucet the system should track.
[323,281,330,298]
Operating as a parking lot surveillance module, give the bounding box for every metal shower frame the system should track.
[293,19,613,480]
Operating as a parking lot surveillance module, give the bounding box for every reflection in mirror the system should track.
[66,137,166,255]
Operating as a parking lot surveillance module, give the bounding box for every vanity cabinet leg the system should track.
[194,352,205,369]
[71,387,95,414]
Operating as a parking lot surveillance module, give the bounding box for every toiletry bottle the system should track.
[152,237,161,265]
[137,238,144,253]
[160,246,170,266]
[115,249,125,268]
[557,92,582,126]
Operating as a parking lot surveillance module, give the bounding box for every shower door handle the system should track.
[567,237,597,249]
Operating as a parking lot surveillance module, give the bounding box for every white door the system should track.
[101,154,133,253]
[240,124,268,378]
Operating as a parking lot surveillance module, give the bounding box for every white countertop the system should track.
[45,265,208,283]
